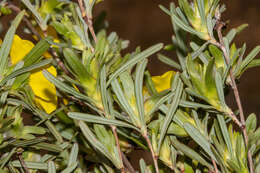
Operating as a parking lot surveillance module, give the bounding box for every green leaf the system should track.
[139,159,148,173]
[183,123,216,160]
[135,59,148,128]
[190,41,209,64]
[145,92,175,119]
[68,143,79,167]
[107,43,163,85]
[240,46,260,71]
[159,5,171,16]
[178,0,195,23]
[158,77,183,151]
[217,115,233,154]
[247,59,260,69]
[226,24,248,44]
[170,137,212,168]
[99,65,110,116]
[0,147,16,169]
[171,12,204,39]
[111,78,140,127]
[0,61,23,114]
[209,45,225,69]
[32,142,63,153]
[79,121,114,164]
[246,113,257,133]
[60,162,77,173]
[206,14,214,38]
[196,0,206,25]
[48,161,56,173]
[215,71,225,105]
[63,48,90,83]
[157,53,181,70]
[11,137,46,147]
[68,112,139,131]
[23,38,51,66]
[0,59,52,87]
[0,11,25,75]
[11,161,48,170]
[43,70,95,104]
[21,0,47,30]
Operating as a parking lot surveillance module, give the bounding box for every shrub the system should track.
[0,0,259,172]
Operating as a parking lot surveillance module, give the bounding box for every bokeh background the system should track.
[1,0,259,119]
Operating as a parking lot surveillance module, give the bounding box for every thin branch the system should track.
[212,12,254,173]
[77,0,97,44]
[49,47,73,77]
[143,133,159,173]
[111,125,125,173]
[212,159,218,173]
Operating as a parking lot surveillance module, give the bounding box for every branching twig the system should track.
[212,12,254,173]
[143,133,159,173]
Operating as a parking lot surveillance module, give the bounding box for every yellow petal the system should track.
[29,66,57,114]
[10,35,35,65]
[152,71,175,93]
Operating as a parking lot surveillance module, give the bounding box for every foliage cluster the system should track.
[0,0,260,173]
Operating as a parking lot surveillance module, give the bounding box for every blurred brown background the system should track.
[1,0,259,117]
[95,0,260,118]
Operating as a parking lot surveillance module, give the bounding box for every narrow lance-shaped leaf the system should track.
[43,70,95,104]
[158,76,183,151]
[217,115,233,154]
[68,112,139,131]
[79,121,119,167]
[60,162,77,173]
[23,38,51,66]
[0,59,52,87]
[107,43,163,85]
[68,143,79,166]
[170,136,212,169]
[240,46,260,71]
[135,59,148,129]
[100,65,110,116]
[21,0,47,30]
[11,161,48,170]
[0,11,25,75]
[183,123,216,161]
[63,48,90,83]
[157,53,181,70]
[48,161,56,173]
[111,78,140,127]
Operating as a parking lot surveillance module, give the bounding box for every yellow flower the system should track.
[151,71,175,92]
[10,35,57,114]
[10,35,35,64]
